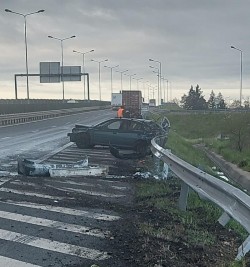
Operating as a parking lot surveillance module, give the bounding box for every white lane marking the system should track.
[0,229,110,260]
[0,137,11,140]
[0,188,65,200]
[0,210,107,238]
[111,186,128,190]
[47,179,92,187]
[36,142,73,163]
[3,201,120,221]
[47,184,125,198]
[9,181,125,198]
[62,186,126,198]
[47,179,128,191]
[0,178,11,186]
[0,256,41,267]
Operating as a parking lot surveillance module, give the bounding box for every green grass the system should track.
[138,111,250,265]
[136,179,218,247]
[136,179,249,266]
[151,111,250,171]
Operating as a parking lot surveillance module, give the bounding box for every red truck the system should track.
[122,90,142,118]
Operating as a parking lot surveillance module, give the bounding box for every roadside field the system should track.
[154,111,250,172]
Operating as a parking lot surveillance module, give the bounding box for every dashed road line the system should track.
[0,187,65,200]
[0,256,42,267]
[0,210,108,238]
[0,178,11,186]
[47,184,126,198]
[0,229,110,260]
[3,201,120,221]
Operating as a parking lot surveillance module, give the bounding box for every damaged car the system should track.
[68,118,167,156]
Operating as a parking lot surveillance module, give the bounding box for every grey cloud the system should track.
[1,0,250,100]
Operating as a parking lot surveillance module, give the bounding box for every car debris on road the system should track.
[17,157,108,177]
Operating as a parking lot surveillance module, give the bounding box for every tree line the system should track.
[180,84,249,110]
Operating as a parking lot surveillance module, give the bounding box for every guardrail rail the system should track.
[151,135,250,260]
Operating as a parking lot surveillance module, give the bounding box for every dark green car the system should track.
[68,118,166,155]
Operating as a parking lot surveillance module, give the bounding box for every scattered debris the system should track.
[212,166,229,181]
[109,145,147,160]
[0,171,16,177]
[49,166,108,177]
[17,157,107,177]
[133,171,152,179]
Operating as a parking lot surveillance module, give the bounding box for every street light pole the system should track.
[116,69,128,91]
[162,77,168,103]
[5,8,45,99]
[149,85,157,100]
[48,35,76,100]
[73,49,94,99]
[104,64,119,95]
[150,65,160,105]
[231,46,243,107]
[143,81,149,102]
[134,77,143,90]
[128,74,136,90]
[91,59,108,101]
[149,59,162,105]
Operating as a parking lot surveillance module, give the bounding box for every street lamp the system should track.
[133,77,143,90]
[142,80,149,102]
[149,59,162,105]
[162,77,168,103]
[5,8,45,99]
[48,35,76,100]
[73,49,94,99]
[116,69,128,91]
[127,74,136,90]
[91,59,108,100]
[231,45,243,107]
[104,64,119,95]
[150,65,160,105]
[149,85,157,100]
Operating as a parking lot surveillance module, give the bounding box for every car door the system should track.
[114,120,144,148]
[92,120,122,146]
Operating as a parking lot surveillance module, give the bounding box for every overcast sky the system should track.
[1,0,250,103]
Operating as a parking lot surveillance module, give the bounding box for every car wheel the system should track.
[75,133,91,149]
[134,141,149,156]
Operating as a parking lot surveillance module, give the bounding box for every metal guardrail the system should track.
[0,106,110,126]
[151,135,250,260]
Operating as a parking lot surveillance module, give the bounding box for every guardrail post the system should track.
[236,235,250,260]
[153,156,162,175]
[162,163,169,179]
[218,211,231,226]
[151,135,168,177]
[179,181,189,211]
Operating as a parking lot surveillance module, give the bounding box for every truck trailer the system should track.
[111,93,122,110]
[122,90,142,118]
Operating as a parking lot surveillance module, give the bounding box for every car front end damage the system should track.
[67,125,90,142]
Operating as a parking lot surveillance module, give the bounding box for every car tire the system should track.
[75,133,91,149]
[134,140,149,156]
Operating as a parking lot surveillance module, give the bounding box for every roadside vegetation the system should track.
[135,176,249,266]
[153,111,250,171]
[133,110,250,266]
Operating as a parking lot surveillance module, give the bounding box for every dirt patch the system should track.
[108,177,250,267]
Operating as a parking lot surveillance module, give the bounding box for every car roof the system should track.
[96,117,155,126]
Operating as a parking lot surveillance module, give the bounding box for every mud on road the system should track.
[1,144,249,266]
